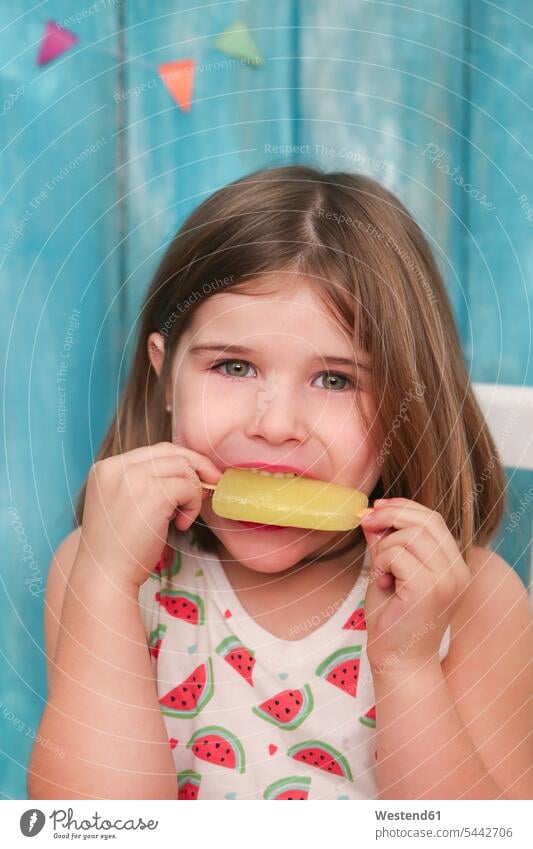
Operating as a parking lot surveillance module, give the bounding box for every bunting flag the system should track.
[158,59,195,111]
[213,19,263,66]
[37,21,78,66]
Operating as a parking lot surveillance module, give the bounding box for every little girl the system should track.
[30,165,532,801]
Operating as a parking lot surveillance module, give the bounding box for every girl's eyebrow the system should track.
[187,343,370,371]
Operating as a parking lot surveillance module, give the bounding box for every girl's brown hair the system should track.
[74,164,506,560]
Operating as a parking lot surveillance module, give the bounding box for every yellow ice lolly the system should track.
[201,467,372,531]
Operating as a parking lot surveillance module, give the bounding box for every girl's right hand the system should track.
[78,442,223,587]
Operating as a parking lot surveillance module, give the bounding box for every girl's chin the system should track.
[211,522,324,569]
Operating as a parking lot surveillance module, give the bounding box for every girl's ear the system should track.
[147,332,166,377]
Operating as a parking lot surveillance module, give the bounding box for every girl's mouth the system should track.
[235,521,288,531]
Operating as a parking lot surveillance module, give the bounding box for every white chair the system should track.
[472,383,533,606]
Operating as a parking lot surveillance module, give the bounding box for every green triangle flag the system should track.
[213,18,263,66]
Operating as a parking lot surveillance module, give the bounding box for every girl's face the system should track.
[148,275,381,573]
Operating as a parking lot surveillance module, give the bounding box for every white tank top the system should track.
[138,528,451,800]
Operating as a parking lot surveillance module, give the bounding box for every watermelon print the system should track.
[215,635,256,686]
[263,775,311,800]
[186,726,246,773]
[148,623,166,660]
[177,769,202,800]
[252,685,313,730]
[150,544,181,581]
[359,705,376,728]
[342,598,366,630]
[138,535,399,798]
[287,740,353,782]
[315,646,362,698]
[159,657,214,718]
[155,588,205,624]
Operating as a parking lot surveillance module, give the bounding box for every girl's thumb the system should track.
[360,518,395,591]
[360,520,388,561]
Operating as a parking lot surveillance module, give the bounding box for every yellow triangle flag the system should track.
[213,19,263,66]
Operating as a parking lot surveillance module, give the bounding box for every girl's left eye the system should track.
[316,373,353,391]
[208,359,255,379]
[207,360,355,391]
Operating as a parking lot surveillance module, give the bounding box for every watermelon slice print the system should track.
[263,775,311,800]
[186,725,246,773]
[315,646,362,698]
[252,685,313,730]
[155,588,205,624]
[342,598,366,630]
[177,768,201,800]
[148,623,167,660]
[215,635,256,686]
[287,740,353,781]
[159,657,214,719]
[150,544,181,581]
[359,704,376,728]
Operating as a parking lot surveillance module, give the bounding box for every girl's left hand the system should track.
[360,498,471,672]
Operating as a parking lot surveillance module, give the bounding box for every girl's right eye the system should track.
[208,359,256,379]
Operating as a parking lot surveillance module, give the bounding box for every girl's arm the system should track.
[371,547,533,800]
[27,529,176,800]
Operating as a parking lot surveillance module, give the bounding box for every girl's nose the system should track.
[244,380,309,444]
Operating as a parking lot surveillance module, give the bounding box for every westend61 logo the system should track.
[20,807,159,838]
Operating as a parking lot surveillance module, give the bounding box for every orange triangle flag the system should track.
[158,60,195,112]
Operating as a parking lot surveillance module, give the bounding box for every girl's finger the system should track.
[361,523,394,566]
[373,535,462,608]
[143,454,201,482]
[140,447,223,485]
[374,496,428,509]
[144,457,212,503]
[371,546,437,612]
[374,526,449,574]
[118,442,184,462]
[153,476,203,528]
[362,504,458,563]
[126,442,223,482]
[372,543,425,582]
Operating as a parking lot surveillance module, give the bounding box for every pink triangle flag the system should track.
[37,21,78,66]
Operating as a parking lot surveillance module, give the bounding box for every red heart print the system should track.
[224,609,232,619]
[268,744,278,756]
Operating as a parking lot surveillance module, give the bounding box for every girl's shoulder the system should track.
[464,543,529,610]
[464,543,526,587]
[447,544,531,659]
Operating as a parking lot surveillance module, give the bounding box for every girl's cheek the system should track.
[171,424,182,445]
